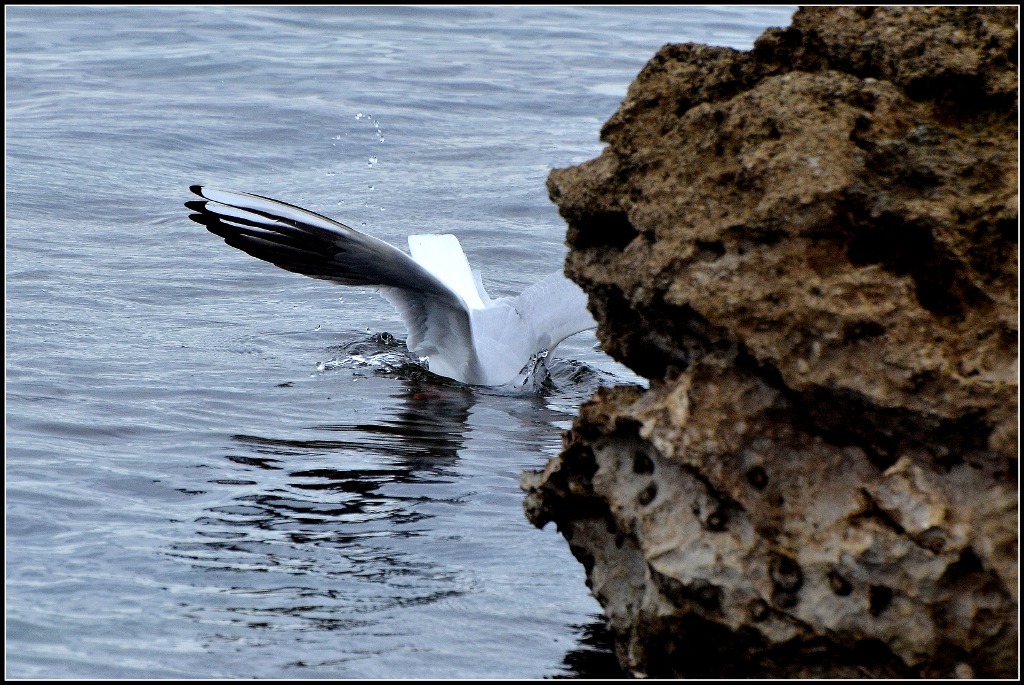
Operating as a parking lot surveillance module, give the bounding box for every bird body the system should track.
[186,186,596,387]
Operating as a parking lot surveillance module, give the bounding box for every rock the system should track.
[523,6,1017,678]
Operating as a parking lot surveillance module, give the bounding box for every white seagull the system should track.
[186,186,597,387]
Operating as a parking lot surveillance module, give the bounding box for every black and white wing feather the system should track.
[186,186,484,382]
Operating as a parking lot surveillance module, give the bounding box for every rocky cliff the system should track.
[523,7,1018,678]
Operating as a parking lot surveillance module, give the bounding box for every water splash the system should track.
[314,332,612,395]
[354,112,385,143]
[509,349,552,392]
[318,332,430,380]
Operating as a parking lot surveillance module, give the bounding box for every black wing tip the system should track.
[189,184,205,197]
[187,211,216,229]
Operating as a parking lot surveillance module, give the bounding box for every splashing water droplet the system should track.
[367,155,378,167]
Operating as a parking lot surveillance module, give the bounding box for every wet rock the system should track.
[523,6,1017,678]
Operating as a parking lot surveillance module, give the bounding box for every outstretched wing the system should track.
[468,271,596,386]
[186,186,483,382]
[511,271,596,353]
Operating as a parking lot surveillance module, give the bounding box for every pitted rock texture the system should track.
[523,6,1017,679]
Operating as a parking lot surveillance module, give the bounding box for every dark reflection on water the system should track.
[167,378,478,649]
[165,354,623,676]
[560,621,627,679]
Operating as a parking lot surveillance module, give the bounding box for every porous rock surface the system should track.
[522,7,1018,678]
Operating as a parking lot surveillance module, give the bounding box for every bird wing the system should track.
[468,271,596,385]
[511,270,596,353]
[407,234,488,310]
[186,186,483,382]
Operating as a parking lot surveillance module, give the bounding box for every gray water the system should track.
[6,6,796,678]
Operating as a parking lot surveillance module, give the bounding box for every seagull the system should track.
[185,186,597,388]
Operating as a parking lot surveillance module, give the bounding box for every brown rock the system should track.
[524,6,1017,678]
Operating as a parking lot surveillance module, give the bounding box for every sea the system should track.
[6,5,796,678]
